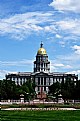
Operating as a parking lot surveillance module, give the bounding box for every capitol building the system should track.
[6,42,78,94]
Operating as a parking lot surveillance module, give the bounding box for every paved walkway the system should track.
[2,107,79,111]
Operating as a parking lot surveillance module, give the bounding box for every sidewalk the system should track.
[2,107,79,111]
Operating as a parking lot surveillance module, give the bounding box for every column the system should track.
[35,78,38,85]
[43,87,44,92]
[18,78,20,85]
[40,77,41,85]
[43,77,44,86]
[43,77,44,91]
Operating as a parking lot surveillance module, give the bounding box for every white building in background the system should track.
[6,42,78,95]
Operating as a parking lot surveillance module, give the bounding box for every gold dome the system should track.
[37,47,47,55]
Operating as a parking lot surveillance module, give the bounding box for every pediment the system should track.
[32,71,49,76]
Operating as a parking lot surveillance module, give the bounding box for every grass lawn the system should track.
[1,110,80,121]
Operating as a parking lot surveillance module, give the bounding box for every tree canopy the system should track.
[49,78,80,100]
[0,79,36,100]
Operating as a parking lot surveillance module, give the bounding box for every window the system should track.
[54,78,56,83]
[46,78,49,85]
[35,78,38,85]
[50,78,53,85]
[60,78,62,83]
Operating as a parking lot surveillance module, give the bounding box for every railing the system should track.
[1,100,21,104]
[1,99,80,104]
[68,100,80,103]
[1,100,20,102]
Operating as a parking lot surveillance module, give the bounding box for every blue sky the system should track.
[0,0,80,79]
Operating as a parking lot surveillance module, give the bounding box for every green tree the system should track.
[61,77,75,101]
[1,78,36,100]
[49,81,61,98]
[1,79,16,99]
[74,80,80,99]
[15,79,36,100]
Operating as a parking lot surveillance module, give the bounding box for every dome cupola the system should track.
[34,42,50,72]
[37,42,47,55]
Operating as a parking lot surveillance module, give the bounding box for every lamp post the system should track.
[58,94,64,103]
[20,94,24,103]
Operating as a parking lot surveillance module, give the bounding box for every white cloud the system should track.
[50,57,80,79]
[50,65,57,72]
[55,52,80,76]
[72,45,80,54]
[0,11,80,42]
[49,0,80,13]
[56,19,80,36]
[0,60,33,67]
[50,60,72,72]
[44,25,57,33]
[55,34,62,39]
[0,12,54,40]
[52,63,64,67]
[0,59,33,79]
[65,65,72,69]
